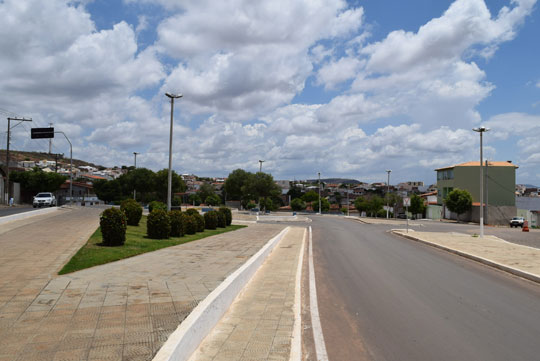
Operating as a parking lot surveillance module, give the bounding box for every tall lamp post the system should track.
[133,152,139,200]
[165,92,183,211]
[473,126,489,238]
[5,117,32,204]
[259,160,264,172]
[386,169,391,219]
[318,172,321,215]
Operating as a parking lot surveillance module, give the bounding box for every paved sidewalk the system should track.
[0,219,285,361]
[189,227,306,361]
[393,230,540,282]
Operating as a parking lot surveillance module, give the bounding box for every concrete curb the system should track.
[0,207,61,225]
[392,230,540,284]
[152,226,291,361]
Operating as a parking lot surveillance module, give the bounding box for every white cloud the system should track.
[316,57,364,90]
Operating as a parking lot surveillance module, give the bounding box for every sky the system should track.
[1,0,540,185]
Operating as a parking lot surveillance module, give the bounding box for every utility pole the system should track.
[5,117,32,204]
[49,122,53,154]
[386,170,391,219]
[485,159,489,225]
[133,152,139,200]
[54,132,73,206]
[259,160,264,173]
[346,183,350,216]
[318,172,321,215]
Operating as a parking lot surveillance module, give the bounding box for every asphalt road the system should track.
[311,215,540,361]
[0,205,35,217]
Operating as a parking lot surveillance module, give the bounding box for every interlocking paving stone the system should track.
[1,209,285,361]
[189,227,305,361]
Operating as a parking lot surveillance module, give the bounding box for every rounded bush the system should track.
[147,209,171,239]
[183,214,197,235]
[185,208,200,216]
[204,211,218,230]
[219,207,232,226]
[216,211,226,228]
[120,199,143,226]
[169,210,185,237]
[100,208,127,246]
[149,201,167,213]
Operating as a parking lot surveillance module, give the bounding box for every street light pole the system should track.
[133,152,139,200]
[386,170,391,219]
[346,184,350,216]
[259,160,264,173]
[165,92,183,212]
[473,126,489,238]
[318,172,321,215]
[5,117,32,204]
[55,131,72,206]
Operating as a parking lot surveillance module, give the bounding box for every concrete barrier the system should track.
[0,207,61,226]
[153,226,291,361]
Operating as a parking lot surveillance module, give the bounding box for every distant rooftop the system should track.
[435,161,518,171]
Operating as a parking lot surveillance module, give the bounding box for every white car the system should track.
[33,192,57,207]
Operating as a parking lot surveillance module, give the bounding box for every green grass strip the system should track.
[59,216,246,275]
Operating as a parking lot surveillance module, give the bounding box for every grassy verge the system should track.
[59,216,246,275]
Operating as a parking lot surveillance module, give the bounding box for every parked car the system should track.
[509,217,524,228]
[33,192,56,208]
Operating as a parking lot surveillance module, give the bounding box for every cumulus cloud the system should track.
[1,0,538,185]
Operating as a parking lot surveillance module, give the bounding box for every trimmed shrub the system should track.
[147,209,171,239]
[204,210,219,230]
[246,202,256,210]
[194,213,205,232]
[169,210,184,237]
[100,208,127,246]
[149,201,167,213]
[120,199,143,226]
[185,208,200,216]
[185,209,205,232]
[219,207,232,226]
[184,214,197,235]
[216,211,226,228]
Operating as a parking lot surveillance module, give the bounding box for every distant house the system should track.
[435,161,518,224]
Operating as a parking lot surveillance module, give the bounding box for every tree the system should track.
[445,189,472,221]
[302,191,319,203]
[333,191,342,205]
[10,169,67,195]
[354,196,369,215]
[290,198,306,211]
[287,185,303,200]
[224,169,251,200]
[205,194,221,206]
[154,169,186,203]
[368,196,384,217]
[93,179,122,203]
[409,194,426,218]
[312,197,330,212]
[123,168,156,202]
[188,193,201,206]
[198,183,216,202]
[241,172,280,209]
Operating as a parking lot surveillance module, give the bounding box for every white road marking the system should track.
[289,228,306,361]
[309,226,329,361]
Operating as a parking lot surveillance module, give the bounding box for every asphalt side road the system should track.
[0,205,35,217]
[310,215,540,361]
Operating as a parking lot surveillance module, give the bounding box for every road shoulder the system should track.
[392,230,540,283]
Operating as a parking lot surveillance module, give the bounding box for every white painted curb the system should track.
[153,226,291,361]
[0,207,61,225]
[289,228,306,361]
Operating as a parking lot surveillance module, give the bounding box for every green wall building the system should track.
[435,161,517,207]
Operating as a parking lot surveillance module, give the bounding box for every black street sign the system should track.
[31,127,54,139]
